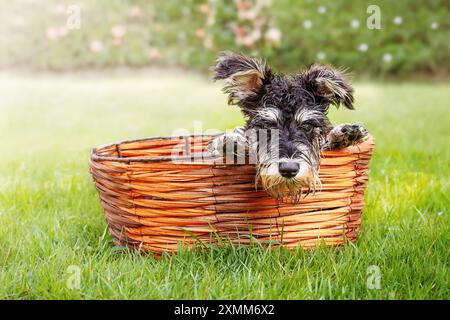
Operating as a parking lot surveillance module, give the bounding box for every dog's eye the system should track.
[302,123,315,133]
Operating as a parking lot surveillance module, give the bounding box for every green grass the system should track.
[0,70,448,299]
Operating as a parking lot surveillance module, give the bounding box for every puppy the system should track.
[207,52,368,201]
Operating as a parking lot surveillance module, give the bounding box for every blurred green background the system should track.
[1,0,448,77]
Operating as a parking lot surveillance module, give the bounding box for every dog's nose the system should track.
[278,162,300,178]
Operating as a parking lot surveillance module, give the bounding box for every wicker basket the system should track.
[89,134,374,254]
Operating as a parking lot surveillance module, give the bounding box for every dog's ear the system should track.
[301,64,354,110]
[213,52,272,106]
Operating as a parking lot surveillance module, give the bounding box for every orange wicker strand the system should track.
[89,134,375,254]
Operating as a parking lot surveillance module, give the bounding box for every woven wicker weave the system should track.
[89,134,374,254]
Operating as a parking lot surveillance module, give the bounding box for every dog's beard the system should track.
[255,142,322,203]
[257,161,320,203]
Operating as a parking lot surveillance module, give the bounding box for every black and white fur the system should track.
[207,52,368,201]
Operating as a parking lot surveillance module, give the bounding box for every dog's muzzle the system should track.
[258,158,319,202]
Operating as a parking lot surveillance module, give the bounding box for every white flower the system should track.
[430,22,439,29]
[235,28,262,47]
[46,27,59,40]
[393,16,403,25]
[383,53,393,63]
[358,43,369,52]
[148,47,162,60]
[318,6,327,14]
[350,19,360,29]
[265,27,282,45]
[198,4,209,14]
[303,20,312,29]
[111,25,127,38]
[89,40,104,53]
[316,52,326,60]
[437,211,443,216]
[238,8,258,20]
[195,28,206,39]
[130,6,143,18]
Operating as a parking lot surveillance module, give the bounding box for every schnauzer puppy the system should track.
[207,52,368,201]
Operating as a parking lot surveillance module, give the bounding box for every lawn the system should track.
[0,70,448,299]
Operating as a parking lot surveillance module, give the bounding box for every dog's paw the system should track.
[323,123,368,150]
[206,135,224,157]
[206,128,247,157]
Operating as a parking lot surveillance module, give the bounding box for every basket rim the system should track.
[90,133,221,163]
[90,133,373,163]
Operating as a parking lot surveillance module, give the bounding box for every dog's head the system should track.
[213,52,354,201]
